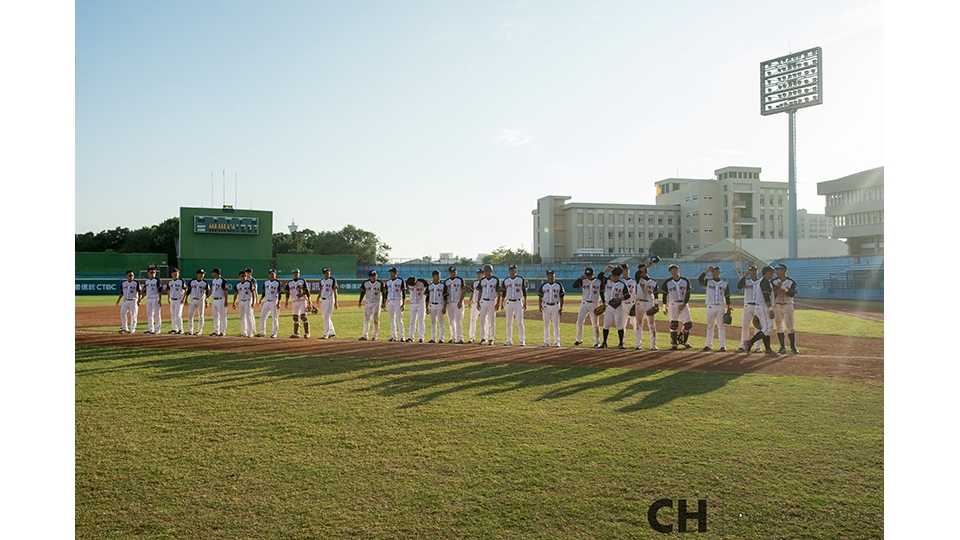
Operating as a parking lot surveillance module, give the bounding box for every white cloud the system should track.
[494,128,537,148]
[495,18,539,44]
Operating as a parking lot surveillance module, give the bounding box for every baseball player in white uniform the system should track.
[598,266,630,348]
[384,267,406,342]
[661,264,693,350]
[736,265,764,352]
[698,266,733,351]
[232,270,256,337]
[538,269,564,348]
[741,266,778,354]
[634,262,660,350]
[257,269,282,338]
[208,267,229,336]
[476,264,501,345]
[500,264,527,346]
[771,263,799,355]
[466,268,483,343]
[284,268,312,338]
[426,270,447,343]
[316,267,339,339]
[444,266,466,344]
[186,269,210,335]
[358,270,384,341]
[617,263,639,348]
[116,270,141,333]
[165,267,186,334]
[142,266,163,334]
[573,267,602,347]
[406,275,429,342]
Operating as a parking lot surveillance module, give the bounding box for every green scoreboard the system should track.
[179,207,273,276]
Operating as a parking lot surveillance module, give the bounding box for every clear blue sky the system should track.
[76,0,883,260]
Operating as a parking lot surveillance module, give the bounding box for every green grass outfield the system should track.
[78,293,883,344]
[76,346,883,539]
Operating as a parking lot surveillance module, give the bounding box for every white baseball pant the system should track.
[408,302,426,341]
[120,300,138,332]
[187,299,205,334]
[259,301,279,336]
[773,303,795,334]
[145,297,161,333]
[603,304,626,330]
[575,300,600,345]
[504,299,525,344]
[468,302,480,341]
[740,303,773,344]
[704,304,727,349]
[362,302,380,339]
[320,297,336,337]
[211,298,227,335]
[541,303,560,346]
[237,298,254,336]
[428,303,445,342]
[387,299,405,340]
[446,302,463,341]
[478,299,497,342]
[634,300,657,349]
[168,297,184,332]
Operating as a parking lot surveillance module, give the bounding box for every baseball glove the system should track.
[723,313,733,325]
[310,306,319,315]
[645,305,659,316]
[752,315,762,329]
[629,305,636,317]
[593,303,606,316]
[608,298,622,309]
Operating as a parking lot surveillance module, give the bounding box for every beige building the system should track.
[532,196,682,260]
[817,166,884,254]
[797,208,833,239]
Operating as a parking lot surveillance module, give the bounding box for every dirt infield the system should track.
[76,305,883,382]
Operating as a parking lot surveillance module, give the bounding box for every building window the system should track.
[704,227,713,233]
[628,232,634,238]
[648,218,654,224]
[658,233,664,239]
[668,218,673,225]
[704,211,713,216]
[658,218,663,225]
[704,195,713,200]
[649,232,654,239]
[668,233,673,239]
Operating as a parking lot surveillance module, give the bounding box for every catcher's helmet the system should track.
[482,264,493,272]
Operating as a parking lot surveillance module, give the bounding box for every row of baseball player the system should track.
[117,266,336,338]
[114,261,799,354]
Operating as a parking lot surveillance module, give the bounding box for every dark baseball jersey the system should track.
[538,281,565,304]
[660,277,692,304]
[209,276,228,300]
[261,279,282,301]
[188,279,209,300]
[165,278,186,300]
[359,279,384,305]
[120,280,141,302]
[142,277,163,299]
[501,275,527,301]
[444,276,465,303]
[771,276,797,305]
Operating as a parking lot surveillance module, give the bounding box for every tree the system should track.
[649,237,681,258]
[481,246,542,265]
[272,224,391,265]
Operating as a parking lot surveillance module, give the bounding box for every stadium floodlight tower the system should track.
[761,46,822,259]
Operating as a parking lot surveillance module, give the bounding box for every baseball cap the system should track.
[211,267,221,274]
[244,267,253,273]
[322,267,330,273]
[147,266,157,271]
[483,264,493,272]
[611,267,623,276]
[196,269,205,274]
[508,264,518,270]
[432,270,440,276]
[448,266,457,272]
[748,264,758,270]
[476,268,483,274]
[292,268,301,273]
[546,269,555,275]
[775,263,787,270]
[368,270,378,276]
[238,270,245,276]
[389,267,398,273]
[585,266,595,275]
[269,268,277,274]
[761,265,774,274]
[668,264,679,271]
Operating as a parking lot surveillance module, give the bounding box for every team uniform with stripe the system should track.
[573,275,603,345]
[259,278,282,337]
[634,275,659,349]
[209,276,229,335]
[317,277,338,338]
[737,275,768,348]
[698,272,731,349]
[165,277,186,332]
[385,277,406,341]
[501,275,527,345]
[359,279,385,340]
[599,275,630,331]
[444,275,465,342]
[620,275,639,345]
[119,279,141,332]
[468,278,482,341]
[538,281,564,347]
[186,278,209,334]
[142,276,163,333]
[476,276,501,343]
[771,275,798,335]
[661,276,693,347]
[234,280,256,337]
[407,278,429,341]
[427,280,447,342]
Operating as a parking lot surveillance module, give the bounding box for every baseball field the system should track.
[76,293,883,538]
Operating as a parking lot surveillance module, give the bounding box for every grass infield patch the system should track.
[76,346,882,539]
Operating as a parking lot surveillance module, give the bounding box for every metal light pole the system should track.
[761,46,822,260]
